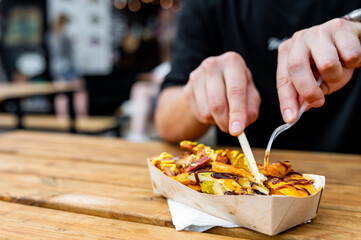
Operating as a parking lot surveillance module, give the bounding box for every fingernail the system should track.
[283,109,294,122]
[231,121,242,135]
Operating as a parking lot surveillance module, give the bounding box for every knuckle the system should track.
[209,101,225,114]
[329,18,345,29]
[287,57,305,74]
[318,58,340,72]
[310,25,321,35]
[183,86,192,101]
[342,51,361,65]
[278,41,289,53]
[302,86,319,100]
[201,57,217,72]
[292,30,305,40]
[188,71,199,83]
[223,51,243,64]
[199,111,213,123]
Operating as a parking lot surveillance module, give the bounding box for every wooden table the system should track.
[0,82,80,131]
[0,130,360,239]
[0,82,80,102]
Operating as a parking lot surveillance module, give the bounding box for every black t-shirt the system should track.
[161,0,361,154]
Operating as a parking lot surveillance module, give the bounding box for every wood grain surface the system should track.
[0,201,239,240]
[0,130,360,239]
[0,82,80,102]
[0,130,181,165]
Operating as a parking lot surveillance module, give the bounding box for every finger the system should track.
[246,76,261,126]
[204,59,229,132]
[310,31,343,84]
[183,81,202,121]
[221,52,248,136]
[187,69,213,124]
[334,24,361,69]
[287,40,324,108]
[277,41,299,123]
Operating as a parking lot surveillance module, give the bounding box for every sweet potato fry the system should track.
[212,161,255,182]
[261,161,291,178]
[172,173,196,185]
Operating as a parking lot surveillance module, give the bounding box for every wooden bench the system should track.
[0,113,121,136]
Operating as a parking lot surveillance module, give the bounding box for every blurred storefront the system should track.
[0,0,178,116]
[0,0,48,82]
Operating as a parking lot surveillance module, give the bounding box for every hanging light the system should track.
[160,0,173,9]
[114,0,127,10]
[128,0,141,12]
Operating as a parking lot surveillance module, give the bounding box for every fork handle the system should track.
[296,77,323,121]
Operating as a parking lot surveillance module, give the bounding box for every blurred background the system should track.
[0,0,187,142]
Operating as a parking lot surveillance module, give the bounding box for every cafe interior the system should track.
[0,0,186,142]
[0,1,360,238]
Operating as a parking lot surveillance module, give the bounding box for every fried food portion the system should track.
[150,141,317,197]
[184,148,211,172]
[212,161,256,182]
[260,161,292,178]
[172,173,196,185]
[226,149,250,171]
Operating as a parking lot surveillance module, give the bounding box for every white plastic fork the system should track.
[265,78,323,161]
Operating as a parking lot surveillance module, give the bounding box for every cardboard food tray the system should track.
[147,160,325,236]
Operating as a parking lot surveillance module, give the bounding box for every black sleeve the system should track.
[161,0,218,91]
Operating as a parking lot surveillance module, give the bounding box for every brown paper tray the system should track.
[147,160,324,235]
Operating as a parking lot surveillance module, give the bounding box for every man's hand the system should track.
[183,51,261,136]
[277,18,361,123]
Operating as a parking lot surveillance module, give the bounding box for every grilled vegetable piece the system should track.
[251,183,270,195]
[284,172,317,195]
[237,178,251,189]
[172,173,195,185]
[200,181,224,195]
[266,178,309,197]
[187,172,245,195]
[261,161,292,178]
[212,161,255,182]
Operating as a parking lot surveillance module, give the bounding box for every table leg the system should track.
[14,98,24,129]
[67,92,76,133]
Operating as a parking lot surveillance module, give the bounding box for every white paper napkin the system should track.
[167,199,240,232]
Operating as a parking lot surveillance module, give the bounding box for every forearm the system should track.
[155,86,210,143]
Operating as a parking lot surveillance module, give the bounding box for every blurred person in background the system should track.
[126,7,177,142]
[155,0,361,154]
[48,14,88,118]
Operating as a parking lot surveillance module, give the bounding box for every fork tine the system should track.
[265,77,323,163]
[266,123,292,153]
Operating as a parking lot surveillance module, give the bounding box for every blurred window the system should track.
[3,6,43,47]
